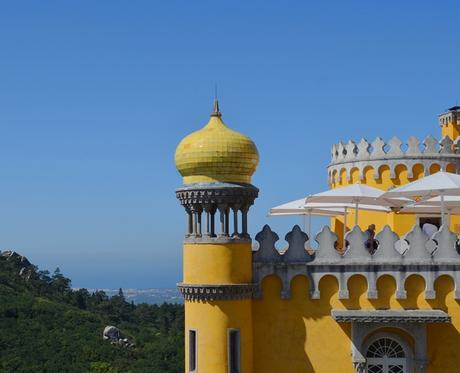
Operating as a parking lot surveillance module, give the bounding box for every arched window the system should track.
[366,337,406,373]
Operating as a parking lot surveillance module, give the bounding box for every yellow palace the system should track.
[174,101,460,373]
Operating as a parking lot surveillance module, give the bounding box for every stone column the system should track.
[232,205,240,237]
[210,206,216,237]
[241,205,249,238]
[203,205,212,237]
[196,206,203,237]
[186,207,193,237]
[218,204,229,237]
[225,209,230,236]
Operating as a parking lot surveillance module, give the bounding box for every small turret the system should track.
[439,105,460,140]
[175,100,259,373]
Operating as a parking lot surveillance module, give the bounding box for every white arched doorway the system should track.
[364,334,411,373]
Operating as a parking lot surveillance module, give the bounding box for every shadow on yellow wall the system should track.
[253,273,460,373]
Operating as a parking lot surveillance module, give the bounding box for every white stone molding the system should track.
[332,309,450,323]
[314,226,341,261]
[253,225,281,263]
[431,225,458,260]
[283,225,314,263]
[402,225,432,261]
[440,136,454,154]
[387,136,403,156]
[373,225,401,262]
[357,139,371,161]
[423,135,439,154]
[344,226,368,260]
[337,141,346,161]
[407,136,421,155]
[372,137,386,158]
[345,140,358,161]
[454,136,460,154]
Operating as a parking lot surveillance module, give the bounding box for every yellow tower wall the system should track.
[183,242,253,373]
[183,243,252,284]
[441,122,460,140]
[185,300,253,373]
[252,274,460,372]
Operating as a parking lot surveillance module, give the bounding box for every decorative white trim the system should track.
[332,309,451,324]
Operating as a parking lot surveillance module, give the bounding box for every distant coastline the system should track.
[79,288,183,305]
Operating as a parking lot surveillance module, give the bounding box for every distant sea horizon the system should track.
[75,287,183,305]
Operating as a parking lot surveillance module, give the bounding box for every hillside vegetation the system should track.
[0,251,184,373]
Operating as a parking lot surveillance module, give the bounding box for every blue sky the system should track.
[0,1,459,288]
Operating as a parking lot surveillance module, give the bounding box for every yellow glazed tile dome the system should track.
[175,101,259,184]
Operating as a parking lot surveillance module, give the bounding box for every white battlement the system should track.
[328,135,460,183]
[253,224,460,300]
[330,135,460,163]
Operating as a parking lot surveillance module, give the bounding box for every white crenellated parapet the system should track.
[328,135,460,184]
[253,224,460,301]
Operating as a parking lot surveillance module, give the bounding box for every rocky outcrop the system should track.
[103,326,135,348]
[0,250,34,279]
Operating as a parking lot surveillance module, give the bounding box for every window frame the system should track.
[227,328,241,373]
[362,331,413,373]
[189,329,198,373]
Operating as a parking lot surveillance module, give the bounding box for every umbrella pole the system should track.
[308,212,312,240]
[441,193,445,227]
[343,207,347,249]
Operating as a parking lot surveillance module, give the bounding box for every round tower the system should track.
[175,100,259,373]
[327,108,460,241]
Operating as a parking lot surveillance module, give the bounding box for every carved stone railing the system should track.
[253,224,460,300]
[328,136,460,183]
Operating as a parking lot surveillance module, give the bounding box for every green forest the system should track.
[0,251,184,373]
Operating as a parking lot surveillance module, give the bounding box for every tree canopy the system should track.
[0,252,184,373]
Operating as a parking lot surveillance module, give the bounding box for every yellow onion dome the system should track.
[175,100,259,185]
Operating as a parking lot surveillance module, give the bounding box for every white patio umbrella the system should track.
[397,203,460,230]
[422,195,460,207]
[400,196,460,225]
[397,204,446,215]
[269,198,345,239]
[270,197,390,247]
[306,184,399,226]
[382,171,460,225]
[269,198,346,216]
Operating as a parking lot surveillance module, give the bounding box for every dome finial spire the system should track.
[211,84,221,117]
[211,99,221,117]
